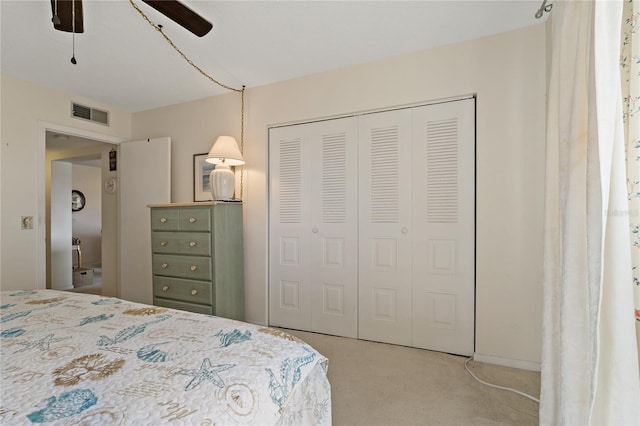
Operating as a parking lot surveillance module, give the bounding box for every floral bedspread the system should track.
[0,290,330,425]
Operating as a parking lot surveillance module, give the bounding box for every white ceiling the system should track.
[1,0,546,113]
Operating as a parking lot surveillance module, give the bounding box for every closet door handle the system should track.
[401,227,409,234]
[160,240,168,246]
[190,265,198,271]
[189,241,197,247]
[191,289,198,296]
[162,286,169,292]
[312,227,319,234]
[188,217,197,223]
[161,263,169,269]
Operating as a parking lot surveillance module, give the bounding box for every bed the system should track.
[0,290,331,425]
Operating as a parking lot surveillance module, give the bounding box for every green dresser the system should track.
[148,202,244,320]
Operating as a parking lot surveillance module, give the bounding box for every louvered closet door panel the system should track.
[411,99,475,356]
[358,109,413,345]
[269,125,313,330]
[309,118,359,338]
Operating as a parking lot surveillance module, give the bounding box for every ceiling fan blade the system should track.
[50,0,84,33]
[141,0,212,37]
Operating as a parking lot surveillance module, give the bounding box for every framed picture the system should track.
[193,153,215,202]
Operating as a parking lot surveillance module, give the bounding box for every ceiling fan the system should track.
[50,0,213,37]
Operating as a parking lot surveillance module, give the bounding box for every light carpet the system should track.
[286,329,540,426]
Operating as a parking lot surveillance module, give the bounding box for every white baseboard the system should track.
[473,353,541,372]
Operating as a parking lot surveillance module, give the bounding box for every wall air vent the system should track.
[71,102,109,126]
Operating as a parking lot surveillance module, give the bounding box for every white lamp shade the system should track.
[205,136,245,166]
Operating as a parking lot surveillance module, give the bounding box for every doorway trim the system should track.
[37,121,124,289]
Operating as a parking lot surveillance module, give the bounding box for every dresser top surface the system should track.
[147,201,243,208]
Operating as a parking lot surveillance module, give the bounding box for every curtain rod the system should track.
[535,0,553,18]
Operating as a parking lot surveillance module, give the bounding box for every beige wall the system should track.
[133,24,547,366]
[132,91,242,203]
[0,74,132,290]
[0,24,546,367]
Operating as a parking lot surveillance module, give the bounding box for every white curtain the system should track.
[541,0,640,424]
[621,0,640,361]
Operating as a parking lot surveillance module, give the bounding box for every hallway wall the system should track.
[50,161,72,290]
[72,164,102,268]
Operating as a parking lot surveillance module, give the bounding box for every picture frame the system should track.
[193,153,215,202]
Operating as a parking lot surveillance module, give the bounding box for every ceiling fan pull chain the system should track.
[70,0,77,64]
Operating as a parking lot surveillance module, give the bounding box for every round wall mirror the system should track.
[71,190,86,212]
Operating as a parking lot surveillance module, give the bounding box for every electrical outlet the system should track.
[21,216,33,230]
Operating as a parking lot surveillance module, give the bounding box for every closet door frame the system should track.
[267,95,476,355]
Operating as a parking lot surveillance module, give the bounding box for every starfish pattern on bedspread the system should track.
[176,358,235,391]
[13,333,70,353]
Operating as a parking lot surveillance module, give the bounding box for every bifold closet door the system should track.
[358,99,475,354]
[269,124,313,331]
[270,98,475,353]
[358,109,414,346]
[411,99,475,356]
[269,118,359,338]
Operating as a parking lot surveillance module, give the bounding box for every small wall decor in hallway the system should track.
[71,189,85,212]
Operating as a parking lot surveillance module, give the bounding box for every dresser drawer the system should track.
[151,207,211,232]
[151,232,211,256]
[178,208,211,232]
[153,297,213,315]
[152,254,212,281]
[153,276,213,305]
[151,208,180,231]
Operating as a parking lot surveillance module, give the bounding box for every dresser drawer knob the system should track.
[161,263,169,269]
[160,240,168,246]
[160,217,167,223]
[191,289,198,296]
[188,217,197,223]
[190,265,198,271]
[162,286,169,292]
[189,241,197,247]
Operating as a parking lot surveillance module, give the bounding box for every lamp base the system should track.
[209,164,235,200]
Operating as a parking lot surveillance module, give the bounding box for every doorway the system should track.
[40,122,123,297]
[46,131,115,294]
